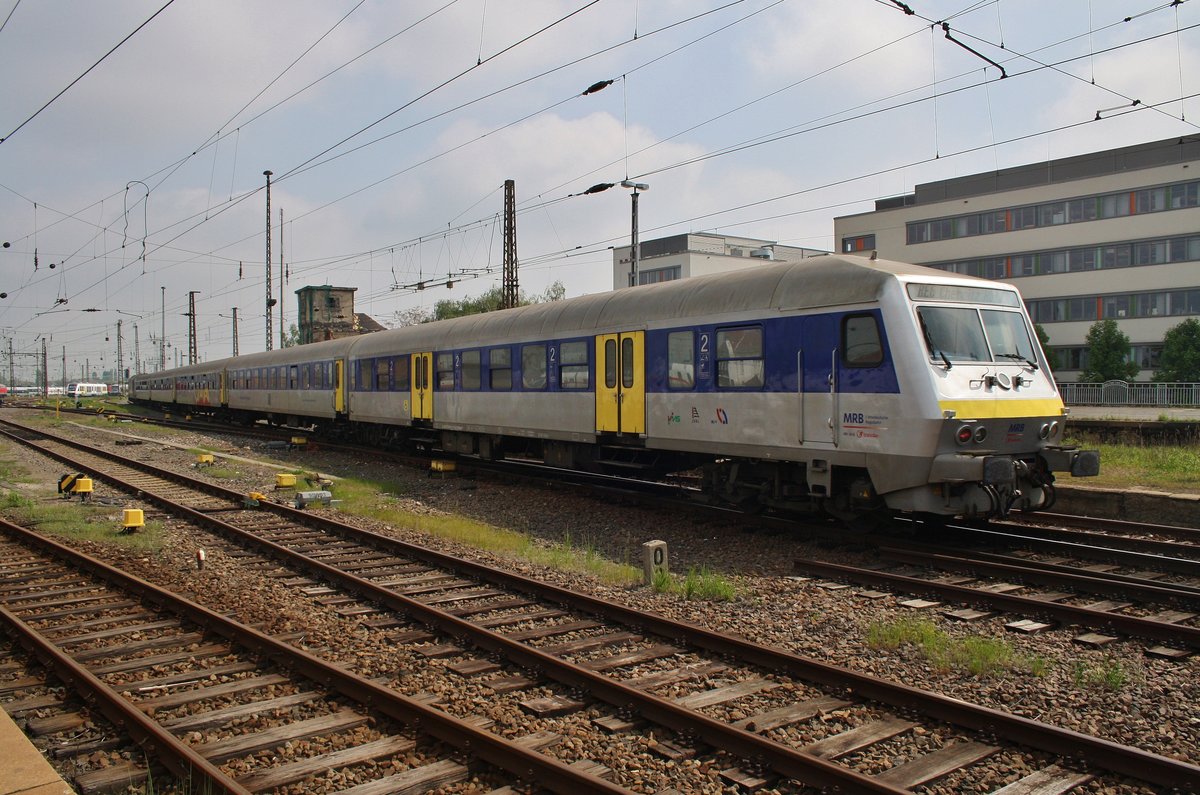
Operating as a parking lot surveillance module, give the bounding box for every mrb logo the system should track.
[842,412,865,425]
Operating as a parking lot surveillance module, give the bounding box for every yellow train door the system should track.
[411,352,433,420]
[595,331,644,434]
[334,360,346,413]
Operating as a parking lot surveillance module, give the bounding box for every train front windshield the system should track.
[908,283,1037,366]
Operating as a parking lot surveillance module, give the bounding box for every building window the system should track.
[715,326,764,388]
[639,266,680,285]
[841,233,876,253]
[559,341,589,389]
[1029,288,1200,322]
[906,178,1199,244]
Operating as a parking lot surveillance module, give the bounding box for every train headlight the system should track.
[956,425,974,445]
[1038,423,1051,440]
[1049,420,1060,438]
[973,426,988,443]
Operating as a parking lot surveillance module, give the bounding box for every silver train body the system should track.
[130,256,1098,519]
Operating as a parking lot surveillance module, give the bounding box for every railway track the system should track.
[1,417,1198,792]
[788,513,1200,658]
[0,518,627,795]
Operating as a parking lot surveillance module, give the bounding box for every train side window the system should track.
[715,326,764,388]
[604,339,617,388]
[559,341,588,389]
[436,353,455,390]
[301,365,311,389]
[490,348,512,390]
[462,350,481,390]
[289,366,299,389]
[668,331,695,390]
[394,356,410,390]
[375,358,390,390]
[522,344,547,390]
[357,360,371,391]
[842,314,883,367]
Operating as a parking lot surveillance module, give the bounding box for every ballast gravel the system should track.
[1,413,1195,794]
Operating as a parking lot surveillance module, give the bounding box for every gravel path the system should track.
[1,412,1195,792]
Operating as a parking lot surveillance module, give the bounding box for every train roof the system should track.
[350,254,984,354]
[138,255,1000,377]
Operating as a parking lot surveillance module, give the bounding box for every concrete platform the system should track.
[0,704,73,795]
[1067,405,1200,422]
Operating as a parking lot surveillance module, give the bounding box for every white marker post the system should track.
[642,540,668,585]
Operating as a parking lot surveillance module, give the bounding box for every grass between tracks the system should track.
[0,492,165,552]
[866,617,1050,679]
[326,474,737,599]
[330,474,646,588]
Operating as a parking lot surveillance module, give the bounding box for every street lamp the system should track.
[620,180,649,287]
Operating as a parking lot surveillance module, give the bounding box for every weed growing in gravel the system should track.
[866,617,1046,678]
[651,567,672,593]
[0,495,164,552]
[0,451,34,484]
[327,475,641,586]
[650,566,737,601]
[1072,657,1128,691]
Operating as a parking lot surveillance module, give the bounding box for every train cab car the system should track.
[132,255,1096,521]
[224,337,355,429]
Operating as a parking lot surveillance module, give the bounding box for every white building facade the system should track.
[611,233,825,290]
[833,136,1200,382]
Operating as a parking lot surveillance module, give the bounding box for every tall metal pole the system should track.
[279,207,285,348]
[134,324,140,375]
[620,181,649,287]
[160,286,166,370]
[41,338,47,397]
[629,191,639,287]
[264,170,274,352]
[502,179,518,309]
[186,291,198,365]
[116,320,123,381]
[61,346,65,391]
[7,338,13,387]
[232,308,239,357]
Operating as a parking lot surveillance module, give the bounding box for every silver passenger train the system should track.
[129,255,1098,520]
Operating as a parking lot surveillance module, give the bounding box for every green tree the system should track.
[431,280,566,321]
[1033,323,1052,368]
[1033,323,1050,349]
[281,323,301,347]
[1081,319,1139,382]
[1154,318,1200,382]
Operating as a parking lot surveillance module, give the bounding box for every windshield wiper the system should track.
[918,314,952,370]
[997,352,1038,370]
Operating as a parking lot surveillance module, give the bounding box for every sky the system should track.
[0,0,1196,382]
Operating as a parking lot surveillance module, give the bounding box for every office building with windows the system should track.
[611,233,825,290]
[833,136,1200,381]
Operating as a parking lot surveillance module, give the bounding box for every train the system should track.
[129,254,1099,521]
